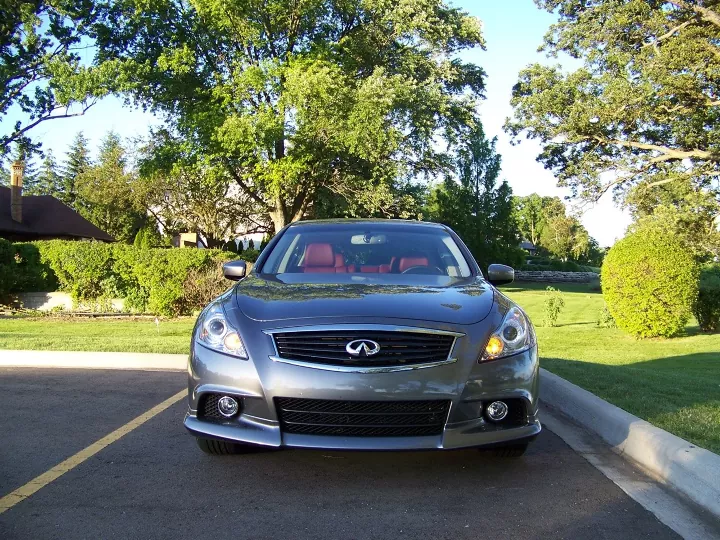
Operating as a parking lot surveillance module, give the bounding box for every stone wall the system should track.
[14,292,125,312]
[515,271,599,283]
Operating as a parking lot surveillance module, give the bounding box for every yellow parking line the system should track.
[0,389,186,515]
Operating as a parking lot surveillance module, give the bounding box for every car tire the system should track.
[491,442,529,458]
[196,437,242,455]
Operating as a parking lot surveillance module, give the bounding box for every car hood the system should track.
[234,274,495,325]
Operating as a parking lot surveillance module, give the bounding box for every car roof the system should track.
[288,218,446,229]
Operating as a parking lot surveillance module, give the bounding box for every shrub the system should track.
[601,229,699,338]
[543,286,565,327]
[0,239,14,297]
[597,304,616,328]
[693,264,720,333]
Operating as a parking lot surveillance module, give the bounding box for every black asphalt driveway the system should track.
[0,368,677,539]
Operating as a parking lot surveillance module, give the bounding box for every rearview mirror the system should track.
[223,260,247,281]
[487,264,514,286]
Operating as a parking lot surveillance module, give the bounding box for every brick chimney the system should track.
[10,160,24,223]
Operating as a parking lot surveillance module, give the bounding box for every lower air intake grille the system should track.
[275,397,450,437]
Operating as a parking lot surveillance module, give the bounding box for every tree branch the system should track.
[225,166,269,207]
[590,136,715,162]
[668,1,720,28]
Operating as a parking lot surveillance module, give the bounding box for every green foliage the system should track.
[0,239,14,297]
[241,249,261,263]
[693,265,720,333]
[133,223,163,249]
[76,132,146,243]
[32,150,63,196]
[0,2,114,157]
[596,304,616,329]
[59,132,91,208]
[543,286,565,327]
[426,124,523,269]
[513,193,600,264]
[93,0,486,231]
[602,228,699,338]
[221,240,240,254]
[248,239,256,251]
[7,241,235,316]
[626,179,720,261]
[507,1,720,210]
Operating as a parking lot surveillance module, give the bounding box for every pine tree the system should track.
[4,144,39,191]
[60,132,91,208]
[31,150,62,196]
[75,131,145,243]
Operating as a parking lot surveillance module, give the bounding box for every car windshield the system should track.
[259,223,473,278]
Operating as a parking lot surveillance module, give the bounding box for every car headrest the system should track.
[334,253,345,267]
[398,256,429,272]
[304,243,335,267]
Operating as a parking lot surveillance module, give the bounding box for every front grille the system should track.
[275,397,451,437]
[272,330,455,367]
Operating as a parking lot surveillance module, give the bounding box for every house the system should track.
[0,162,114,242]
[519,240,537,255]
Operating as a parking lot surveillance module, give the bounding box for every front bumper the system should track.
[184,320,540,451]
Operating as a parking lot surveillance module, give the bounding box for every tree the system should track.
[513,194,545,246]
[75,131,146,242]
[0,1,116,158]
[625,178,720,260]
[92,0,486,232]
[506,1,720,210]
[134,132,255,247]
[426,124,522,269]
[32,150,63,196]
[513,193,596,262]
[60,132,91,208]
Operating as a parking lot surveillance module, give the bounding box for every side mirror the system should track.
[487,264,514,286]
[223,260,247,281]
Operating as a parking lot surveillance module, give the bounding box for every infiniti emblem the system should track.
[345,339,381,357]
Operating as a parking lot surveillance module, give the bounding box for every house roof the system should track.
[520,240,536,250]
[0,187,115,242]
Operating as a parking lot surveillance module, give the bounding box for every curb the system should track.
[0,350,187,371]
[540,368,720,519]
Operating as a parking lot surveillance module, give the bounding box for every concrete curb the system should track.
[0,350,187,371]
[541,368,720,519]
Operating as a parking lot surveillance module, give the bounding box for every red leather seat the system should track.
[334,253,349,273]
[360,265,379,273]
[303,243,338,273]
[398,256,429,272]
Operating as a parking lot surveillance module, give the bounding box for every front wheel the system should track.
[490,442,529,458]
[196,437,242,455]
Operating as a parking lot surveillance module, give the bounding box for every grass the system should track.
[501,281,720,455]
[0,316,195,354]
[1,281,718,453]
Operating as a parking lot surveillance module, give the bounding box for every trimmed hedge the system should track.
[521,256,599,273]
[693,264,720,333]
[601,229,699,338]
[2,240,259,316]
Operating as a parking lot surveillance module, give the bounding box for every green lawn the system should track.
[0,317,195,354]
[501,282,720,455]
[1,282,718,453]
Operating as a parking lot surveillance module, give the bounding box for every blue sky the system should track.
[7,0,630,246]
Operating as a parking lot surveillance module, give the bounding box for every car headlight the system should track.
[196,303,248,359]
[481,306,534,362]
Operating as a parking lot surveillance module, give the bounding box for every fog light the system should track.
[217,396,239,418]
[486,401,508,422]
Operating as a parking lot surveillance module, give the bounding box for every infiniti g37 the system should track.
[185,220,540,457]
